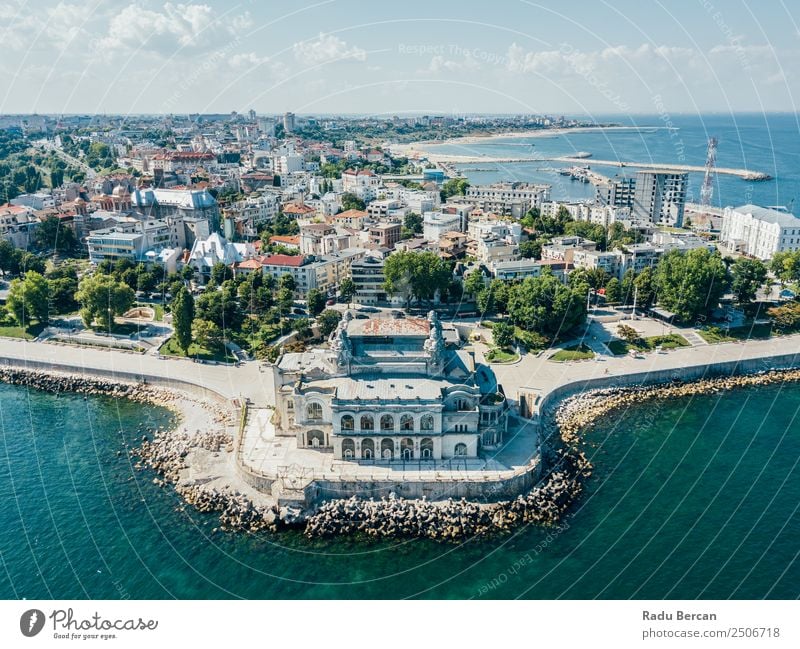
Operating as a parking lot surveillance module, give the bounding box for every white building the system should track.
[465,182,550,217]
[720,204,800,260]
[10,192,55,210]
[422,211,463,242]
[271,311,509,459]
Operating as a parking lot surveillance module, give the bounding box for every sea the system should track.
[1,378,798,599]
[427,113,800,209]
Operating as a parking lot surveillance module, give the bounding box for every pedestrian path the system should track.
[681,330,708,346]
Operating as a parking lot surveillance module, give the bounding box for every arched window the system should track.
[401,438,414,460]
[420,438,434,459]
[420,414,434,431]
[400,414,414,431]
[380,414,394,431]
[454,443,468,456]
[361,438,374,459]
[381,438,394,459]
[360,415,374,430]
[341,438,355,459]
[340,415,354,431]
[307,429,325,447]
[306,402,323,420]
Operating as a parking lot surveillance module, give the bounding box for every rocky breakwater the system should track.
[305,454,590,541]
[133,409,291,534]
[0,366,172,405]
[552,367,800,445]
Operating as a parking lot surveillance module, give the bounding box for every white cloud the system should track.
[293,32,366,65]
[98,3,247,57]
[228,52,269,69]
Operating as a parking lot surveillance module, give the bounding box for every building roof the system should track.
[261,253,306,267]
[347,317,430,337]
[269,235,300,246]
[733,204,800,227]
[283,203,316,214]
[335,208,368,220]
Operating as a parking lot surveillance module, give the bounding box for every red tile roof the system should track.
[262,254,306,267]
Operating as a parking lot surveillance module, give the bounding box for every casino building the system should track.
[271,311,509,461]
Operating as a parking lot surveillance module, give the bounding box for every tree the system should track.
[0,239,20,276]
[440,178,469,201]
[401,212,423,239]
[633,267,655,310]
[616,323,641,343]
[383,251,451,307]
[340,192,366,211]
[769,251,800,285]
[507,269,586,337]
[192,318,223,351]
[730,258,768,307]
[33,216,78,254]
[6,271,50,326]
[306,287,326,316]
[210,262,233,285]
[195,285,243,330]
[317,309,342,337]
[767,301,800,330]
[75,274,135,330]
[279,273,296,293]
[492,321,514,349]
[46,263,79,314]
[339,277,356,305]
[519,238,544,260]
[464,269,486,297]
[292,317,312,338]
[171,287,195,354]
[604,277,621,304]
[653,249,728,322]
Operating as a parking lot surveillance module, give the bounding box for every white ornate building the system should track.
[271,312,508,461]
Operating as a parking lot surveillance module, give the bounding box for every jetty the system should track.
[404,150,772,181]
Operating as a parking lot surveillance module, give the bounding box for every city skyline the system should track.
[1,0,799,115]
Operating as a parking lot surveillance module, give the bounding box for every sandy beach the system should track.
[393,125,665,159]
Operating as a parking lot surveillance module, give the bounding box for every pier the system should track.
[406,150,772,181]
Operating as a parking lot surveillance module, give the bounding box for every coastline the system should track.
[393,125,662,158]
[3,364,800,542]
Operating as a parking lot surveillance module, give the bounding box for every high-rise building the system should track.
[283,111,296,132]
[632,170,688,227]
[595,176,636,209]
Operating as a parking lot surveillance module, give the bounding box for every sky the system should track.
[1,0,799,117]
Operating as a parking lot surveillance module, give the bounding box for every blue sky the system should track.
[1,0,799,116]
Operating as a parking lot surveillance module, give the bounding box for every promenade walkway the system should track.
[0,338,275,405]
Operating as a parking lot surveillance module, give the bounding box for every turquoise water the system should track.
[1,380,798,599]
[432,113,800,207]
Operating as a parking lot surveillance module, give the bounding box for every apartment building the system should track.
[720,204,800,260]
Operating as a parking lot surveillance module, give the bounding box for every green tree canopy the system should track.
[383,251,452,307]
[6,270,50,326]
[76,274,135,330]
[653,248,728,322]
[730,258,768,307]
[171,287,195,354]
[507,269,586,336]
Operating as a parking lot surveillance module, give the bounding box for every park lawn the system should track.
[698,323,773,344]
[485,347,519,363]
[0,321,47,340]
[550,344,595,362]
[159,337,236,363]
[609,333,690,355]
